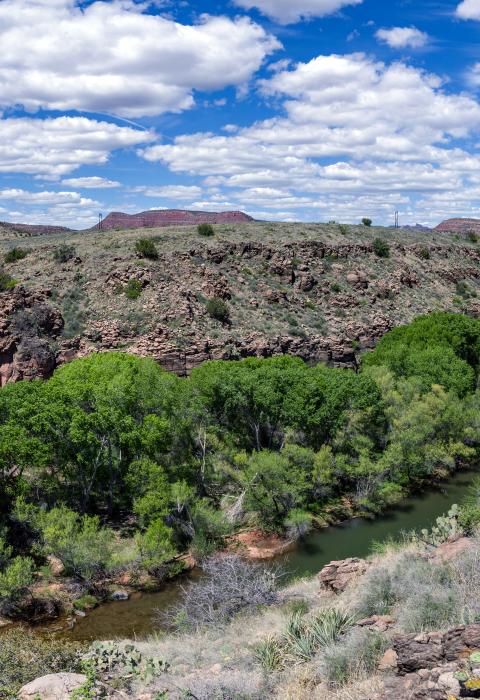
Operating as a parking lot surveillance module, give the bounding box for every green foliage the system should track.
[15,502,116,582]
[0,271,17,292]
[53,243,75,263]
[85,641,169,684]
[135,238,159,260]
[362,218,372,227]
[372,237,390,257]
[0,629,84,700]
[338,224,349,235]
[416,505,462,546]
[0,556,34,601]
[418,247,430,260]
[197,223,214,237]
[135,518,176,574]
[321,629,387,687]
[466,230,479,243]
[4,247,28,264]
[206,297,230,323]
[459,477,480,533]
[124,278,142,300]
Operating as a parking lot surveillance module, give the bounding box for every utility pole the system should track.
[394,211,399,228]
[98,213,103,231]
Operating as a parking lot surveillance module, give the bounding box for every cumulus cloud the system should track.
[134,185,203,200]
[0,0,279,117]
[0,116,152,177]
[456,0,480,20]
[375,26,429,49]
[233,0,362,24]
[142,53,480,224]
[61,176,121,189]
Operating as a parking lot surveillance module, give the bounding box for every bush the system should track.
[124,278,142,300]
[53,243,75,263]
[459,478,480,533]
[206,297,230,323]
[4,247,28,264]
[338,224,349,235]
[373,238,390,258]
[466,230,478,243]
[135,238,158,260]
[198,223,215,237]
[0,629,84,700]
[362,218,372,227]
[418,247,430,260]
[320,628,387,688]
[0,271,17,291]
[164,554,281,631]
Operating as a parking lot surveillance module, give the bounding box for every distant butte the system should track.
[435,218,480,233]
[95,209,255,231]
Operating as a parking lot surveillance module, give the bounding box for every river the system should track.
[52,469,476,642]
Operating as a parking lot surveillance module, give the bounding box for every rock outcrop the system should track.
[317,557,369,593]
[97,209,254,231]
[435,218,480,234]
[18,673,87,700]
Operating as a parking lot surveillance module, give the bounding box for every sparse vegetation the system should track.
[53,242,76,263]
[0,270,17,291]
[135,238,159,260]
[206,297,230,322]
[372,237,390,258]
[124,278,142,300]
[362,218,372,227]
[4,247,28,264]
[197,223,215,237]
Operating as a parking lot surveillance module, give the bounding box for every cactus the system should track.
[416,505,462,546]
[85,641,169,684]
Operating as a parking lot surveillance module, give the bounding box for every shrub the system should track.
[373,238,390,258]
[418,247,430,260]
[164,554,281,631]
[362,218,372,227]
[466,230,478,243]
[320,628,387,688]
[0,629,84,700]
[124,278,142,300]
[0,556,34,605]
[4,247,28,264]
[459,478,480,533]
[0,271,17,291]
[338,224,349,235]
[53,243,75,263]
[330,282,342,293]
[206,297,230,323]
[198,223,215,237]
[135,238,158,260]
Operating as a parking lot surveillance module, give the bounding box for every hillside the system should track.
[435,218,480,234]
[0,220,479,384]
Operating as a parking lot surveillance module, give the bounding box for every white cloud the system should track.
[0,1,279,117]
[0,188,99,207]
[142,53,480,224]
[61,176,121,189]
[0,116,152,177]
[134,185,203,200]
[233,0,362,24]
[456,0,480,20]
[375,26,429,49]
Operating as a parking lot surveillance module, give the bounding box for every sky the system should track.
[2,0,480,228]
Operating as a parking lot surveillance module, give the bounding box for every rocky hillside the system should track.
[96,209,254,231]
[0,220,479,384]
[435,218,480,234]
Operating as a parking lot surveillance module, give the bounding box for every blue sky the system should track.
[2,0,480,228]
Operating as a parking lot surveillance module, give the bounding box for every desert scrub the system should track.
[61,282,87,338]
[0,629,85,700]
[319,628,387,688]
[53,242,76,263]
[124,278,142,300]
[362,218,372,227]
[4,247,28,264]
[0,270,17,291]
[135,238,159,260]
[372,238,390,258]
[198,223,214,237]
[206,297,230,323]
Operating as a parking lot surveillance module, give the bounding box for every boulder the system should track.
[393,632,444,673]
[317,557,369,593]
[110,589,130,601]
[18,673,87,700]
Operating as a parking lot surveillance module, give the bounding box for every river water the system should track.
[58,469,476,642]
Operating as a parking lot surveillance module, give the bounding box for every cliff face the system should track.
[0,220,479,383]
[98,210,254,231]
[435,218,480,234]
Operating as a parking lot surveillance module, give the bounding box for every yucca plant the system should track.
[254,636,283,671]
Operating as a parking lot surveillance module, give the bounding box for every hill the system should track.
[0,220,479,385]
[435,218,480,234]
[96,209,254,231]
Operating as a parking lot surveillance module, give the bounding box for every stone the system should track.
[317,557,369,593]
[47,555,65,577]
[393,632,444,673]
[18,673,87,700]
[110,589,130,601]
[437,671,461,695]
[378,648,398,671]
